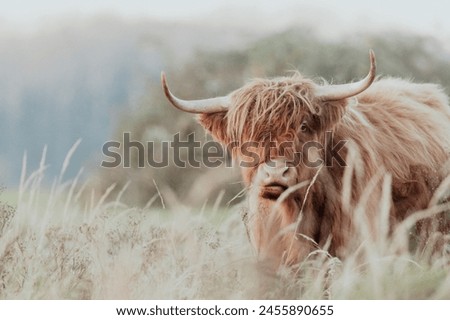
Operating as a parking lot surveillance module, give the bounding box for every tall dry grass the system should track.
[0,143,449,299]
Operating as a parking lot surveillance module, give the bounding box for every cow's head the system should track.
[161,51,376,267]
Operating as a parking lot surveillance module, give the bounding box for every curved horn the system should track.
[161,72,230,113]
[316,50,376,101]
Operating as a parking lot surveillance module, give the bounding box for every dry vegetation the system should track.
[0,146,449,299]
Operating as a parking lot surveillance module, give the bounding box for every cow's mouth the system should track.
[260,183,288,200]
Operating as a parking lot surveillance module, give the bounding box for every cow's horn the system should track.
[161,72,230,113]
[316,50,376,101]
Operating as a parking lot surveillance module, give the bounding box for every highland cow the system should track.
[161,51,450,269]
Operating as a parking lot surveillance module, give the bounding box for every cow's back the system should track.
[342,78,450,180]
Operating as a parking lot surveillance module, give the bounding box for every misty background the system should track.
[1,0,449,207]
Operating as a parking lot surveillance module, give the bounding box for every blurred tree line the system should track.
[90,28,450,208]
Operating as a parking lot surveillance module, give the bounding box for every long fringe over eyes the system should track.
[226,73,317,143]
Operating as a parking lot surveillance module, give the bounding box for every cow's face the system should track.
[161,51,376,267]
[196,76,347,201]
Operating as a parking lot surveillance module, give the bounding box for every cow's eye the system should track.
[300,121,308,132]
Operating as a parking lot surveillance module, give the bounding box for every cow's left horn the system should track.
[316,50,376,101]
[161,72,230,113]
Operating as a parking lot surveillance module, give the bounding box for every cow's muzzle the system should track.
[257,159,297,200]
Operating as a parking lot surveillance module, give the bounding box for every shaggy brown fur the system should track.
[198,73,450,269]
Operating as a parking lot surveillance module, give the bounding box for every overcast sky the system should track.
[1,1,449,53]
[1,0,449,37]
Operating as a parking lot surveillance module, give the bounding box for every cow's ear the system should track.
[197,112,229,143]
[312,99,348,132]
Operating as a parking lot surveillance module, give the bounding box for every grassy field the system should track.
[0,151,449,299]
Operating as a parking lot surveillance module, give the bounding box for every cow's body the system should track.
[162,52,450,269]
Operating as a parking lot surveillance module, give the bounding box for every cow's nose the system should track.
[261,160,296,185]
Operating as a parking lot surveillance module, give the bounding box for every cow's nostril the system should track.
[281,167,290,177]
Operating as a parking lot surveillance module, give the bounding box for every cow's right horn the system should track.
[161,72,230,113]
[315,50,376,101]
